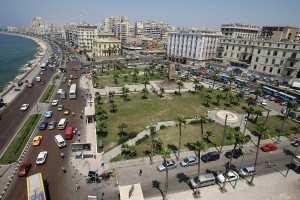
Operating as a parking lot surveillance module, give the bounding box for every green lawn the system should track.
[39,84,56,103]
[247,115,299,138]
[0,114,41,164]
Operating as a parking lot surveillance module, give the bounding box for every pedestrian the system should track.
[76,183,80,191]
[101,159,104,167]
[139,169,142,176]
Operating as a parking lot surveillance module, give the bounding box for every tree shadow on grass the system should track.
[152,180,163,197]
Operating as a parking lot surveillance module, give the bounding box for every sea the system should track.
[0,33,39,90]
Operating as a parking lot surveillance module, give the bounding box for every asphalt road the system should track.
[116,141,298,198]
[3,45,87,200]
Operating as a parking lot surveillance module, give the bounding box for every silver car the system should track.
[238,166,257,177]
[180,156,198,167]
[157,159,177,172]
[189,173,216,189]
[48,121,57,130]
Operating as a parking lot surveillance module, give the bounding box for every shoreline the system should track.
[0,32,48,97]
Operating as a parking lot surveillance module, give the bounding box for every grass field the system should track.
[39,84,56,103]
[0,114,41,164]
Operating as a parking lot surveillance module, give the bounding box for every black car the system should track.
[201,151,220,162]
[225,149,244,159]
[86,171,101,183]
[289,112,297,120]
[39,122,48,130]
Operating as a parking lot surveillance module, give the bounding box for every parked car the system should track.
[264,95,270,99]
[291,139,300,147]
[86,171,101,183]
[20,104,29,111]
[39,122,48,130]
[189,173,216,189]
[57,89,63,94]
[281,108,287,115]
[260,143,278,152]
[238,166,257,178]
[157,159,177,172]
[36,151,48,165]
[275,98,283,104]
[180,156,198,167]
[48,121,57,130]
[201,151,220,162]
[32,136,43,146]
[45,111,53,118]
[217,170,239,183]
[268,96,276,101]
[52,100,58,106]
[58,104,64,111]
[297,115,300,122]
[225,149,244,159]
[18,162,31,177]
[280,102,288,106]
[289,112,297,119]
[261,100,267,106]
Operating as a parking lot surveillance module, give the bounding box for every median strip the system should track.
[39,84,56,103]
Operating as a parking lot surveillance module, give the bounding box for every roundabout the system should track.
[215,110,239,123]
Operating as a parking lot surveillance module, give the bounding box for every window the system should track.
[224,52,227,56]
[269,43,271,47]
[232,46,234,50]
[238,47,241,51]
[285,44,288,48]
[277,69,281,74]
[231,53,233,57]
[237,54,239,58]
[265,58,268,63]
[293,45,296,49]
[290,62,294,67]
[245,47,248,52]
[254,64,257,69]
[267,50,271,55]
[257,49,261,54]
[282,52,286,57]
[226,45,228,50]
[273,51,278,56]
[280,60,283,65]
[269,67,273,73]
[263,66,266,71]
[256,57,259,62]
[272,59,275,64]
[287,71,291,76]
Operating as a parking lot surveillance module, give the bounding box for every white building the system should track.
[221,23,260,40]
[115,22,129,43]
[167,31,223,63]
[73,25,98,53]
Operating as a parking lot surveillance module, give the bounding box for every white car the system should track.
[36,151,48,165]
[217,170,239,183]
[52,100,58,106]
[57,89,63,94]
[261,100,267,106]
[20,104,29,111]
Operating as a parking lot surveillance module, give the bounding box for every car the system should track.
[289,112,297,119]
[189,173,216,189]
[48,121,57,130]
[217,170,239,183]
[291,139,300,147]
[86,173,101,183]
[180,156,198,167]
[264,95,270,99]
[280,102,288,106]
[58,104,64,111]
[20,104,29,111]
[18,162,31,177]
[36,151,48,165]
[32,136,43,146]
[238,166,257,178]
[261,100,267,106]
[45,111,53,118]
[57,89,63,94]
[251,131,258,136]
[297,115,300,122]
[260,143,278,152]
[268,96,276,101]
[39,122,48,130]
[64,109,70,115]
[281,108,287,115]
[157,159,177,172]
[201,151,220,162]
[52,100,58,106]
[225,149,244,159]
[275,98,283,104]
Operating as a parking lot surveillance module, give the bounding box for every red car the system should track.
[260,143,278,152]
[275,98,283,103]
[18,162,31,177]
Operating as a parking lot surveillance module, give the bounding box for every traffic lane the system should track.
[117,142,295,198]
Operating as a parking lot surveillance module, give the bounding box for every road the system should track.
[117,141,299,198]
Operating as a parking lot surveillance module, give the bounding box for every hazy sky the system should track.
[1,0,300,30]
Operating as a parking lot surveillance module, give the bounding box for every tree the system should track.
[95,92,102,105]
[118,123,128,136]
[212,74,220,90]
[228,75,235,88]
[239,82,247,91]
[205,131,213,143]
[124,75,128,82]
[277,102,298,140]
[121,86,130,100]
[110,102,117,112]
[242,106,255,134]
[216,94,222,105]
[176,115,187,161]
[192,140,208,197]
[108,91,115,103]
[113,73,119,85]
[161,147,171,200]
[235,92,243,104]
[223,86,230,98]
[205,94,212,107]
[249,124,269,185]
[141,88,150,99]
[254,110,263,123]
[177,80,184,94]
[193,79,200,93]
[159,87,165,98]
[254,89,263,103]
[96,120,107,137]
[142,77,149,89]
[246,98,256,106]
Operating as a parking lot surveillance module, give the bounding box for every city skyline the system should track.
[1,0,300,29]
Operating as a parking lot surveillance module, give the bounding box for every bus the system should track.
[277,92,297,103]
[261,86,278,97]
[40,63,46,71]
[69,83,77,99]
[235,78,248,86]
[220,75,229,82]
[26,173,46,200]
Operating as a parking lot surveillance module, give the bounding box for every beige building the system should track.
[92,37,121,57]
[73,25,98,53]
[216,38,300,83]
[260,26,300,42]
[221,23,260,40]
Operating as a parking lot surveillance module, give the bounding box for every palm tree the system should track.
[205,131,213,142]
[193,79,200,93]
[192,140,208,197]
[205,94,212,107]
[228,75,235,88]
[159,87,165,98]
[254,89,263,103]
[176,115,187,160]
[216,94,222,105]
[249,124,269,185]
[254,110,263,123]
[235,92,243,104]
[108,91,115,103]
[223,87,230,98]
[212,74,220,90]
[142,77,149,89]
[124,75,128,82]
[161,147,171,200]
[177,80,184,94]
[144,67,150,77]
[110,102,117,112]
[246,98,256,106]
[95,92,102,105]
[242,106,255,134]
[277,102,298,140]
[121,86,130,100]
[96,120,107,137]
[118,123,128,137]
[141,88,150,99]
[113,74,119,85]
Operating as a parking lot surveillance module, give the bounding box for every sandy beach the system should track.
[0,33,48,96]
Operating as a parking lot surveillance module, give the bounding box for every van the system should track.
[54,134,66,148]
[189,173,216,189]
[36,77,41,82]
[58,118,68,130]
[64,127,74,140]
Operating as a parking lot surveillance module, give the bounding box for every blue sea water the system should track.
[0,34,39,89]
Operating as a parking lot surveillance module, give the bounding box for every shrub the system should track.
[160,125,166,129]
[136,134,149,145]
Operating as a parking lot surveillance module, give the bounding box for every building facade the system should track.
[216,38,300,83]
[167,31,223,63]
[259,26,300,42]
[221,23,260,40]
[73,25,98,53]
[92,37,121,57]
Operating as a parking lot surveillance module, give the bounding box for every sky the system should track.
[1,0,300,30]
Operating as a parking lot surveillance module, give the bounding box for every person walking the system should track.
[139,169,142,176]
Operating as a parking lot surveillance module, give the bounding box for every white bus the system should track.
[69,83,77,99]
[40,62,46,71]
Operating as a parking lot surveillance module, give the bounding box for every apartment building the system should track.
[73,25,98,53]
[115,21,129,43]
[260,26,300,42]
[221,23,260,40]
[103,16,128,34]
[92,37,121,58]
[216,38,300,83]
[167,31,223,63]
